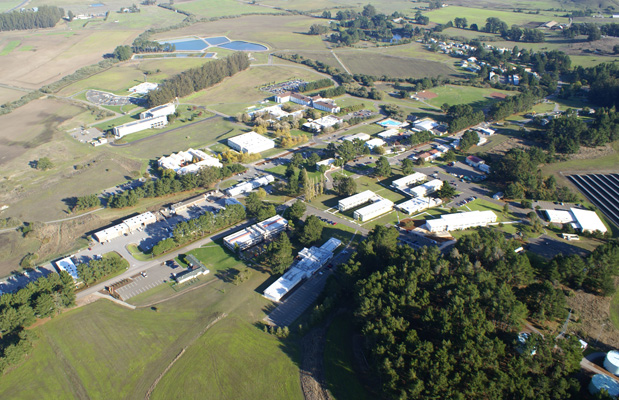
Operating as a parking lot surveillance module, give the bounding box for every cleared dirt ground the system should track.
[0,87,28,104]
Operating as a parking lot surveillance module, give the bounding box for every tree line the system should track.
[0,6,64,31]
[0,271,75,373]
[300,78,333,92]
[340,226,585,399]
[107,164,246,209]
[566,62,619,108]
[146,52,250,107]
[76,253,128,286]
[542,108,619,153]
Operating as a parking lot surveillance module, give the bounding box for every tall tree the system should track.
[375,156,391,177]
[300,215,323,245]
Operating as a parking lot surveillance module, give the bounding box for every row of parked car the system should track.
[456,196,477,207]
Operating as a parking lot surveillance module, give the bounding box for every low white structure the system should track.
[425,210,497,232]
[605,351,619,375]
[93,211,157,243]
[343,132,371,142]
[589,374,619,398]
[543,209,574,224]
[397,197,442,215]
[354,198,393,221]
[313,99,340,113]
[303,115,343,132]
[128,82,158,95]
[409,179,443,198]
[316,158,336,170]
[338,190,379,211]
[140,103,176,120]
[226,175,274,197]
[113,115,168,138]
[414,117,438,131]
[543,208,607,233]
[223,215,288,251]
[174,267,209,284]
[263,238,341,302]
[158,148,222,174]
[171,194,207,214]
[228,131,275,154]
[378,129,400,139]
[248,105,304,121]
[475,127,495,136]
[54,256,79,281]
[391,172,427,191]
[365,138,386,150]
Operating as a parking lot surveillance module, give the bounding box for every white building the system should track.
[466,155,491,173]
[354,199,393,221]
[290,93,313,106]
[338,190,379,211]
[589,374,619,398]
[397,197,442,215]
[409,179,443,198]
[223,215,288,250]
[365,138,386,150]
[139,103,176,119]
[54,256,79,281]
[313,100,340,113]
[303,115,343,132]
[605,350,619,375]
[226,175,275,197]
[343,132,371,142]
[158,148,222,174]
[128,82,158,95]
[316,158,336,170]
[113,115,168,138]
[391,172,427,191]
[93,211,157,243]
[570,208,607,233]
[425,210,497,232]
[378,129,400,139]
[414,117,439,131]
[263,238,341,302]
[274,92,292,103]
[227,131,275,154]
[543,209,574,224]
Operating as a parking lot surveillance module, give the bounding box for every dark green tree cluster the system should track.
[567,62,619,108]
[152,204,246,256]
[72,194,101,212]
[502,25,545,42]
[380,104,406,120]
[563,22,619,41]
[146,52,250,107]
[245,191,276,221]
[283,200,306,222]
[492,148,577,201]
[0,6,64,31]
[131,37,176,53]
[333,175,357,196]
[406,130,433,146]
[300,78,333,92]
[34,157,53,171]
[437,181,457,199]
[484,17,508,33]
[374,156,391,177]
[112,45,133,61]
[341,227,583,399]
[458,130,479,152]
[308,24,329,35]
[76,253,128,286]
[298,215,323,245]
[107,164,245,208]
[0,272,75,373]
[263,232,293,275]
[446,104,484,133]
[327,139,369,164]
[543,108,619,153]
[487,88,545,121]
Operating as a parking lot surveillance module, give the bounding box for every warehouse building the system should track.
[263,238,341,302]
[397,197,442,215]
[354,198,394,221]
[113,115,168,138]
[93,211,157,243]
[227,131,275,154]
[158,148,222,174]
[543,208,607,233]
[223,215,288,251]
[302,115,343,132]
[54,256,79,281]
[425,210,497,232]
[173,254,210,284]
[409,179,443,198]
[338,190,380,211]
[226,175,274,197]
[140,103,176,119]
[391,172,427,191]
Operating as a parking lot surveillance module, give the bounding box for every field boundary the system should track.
[145,312,227,400]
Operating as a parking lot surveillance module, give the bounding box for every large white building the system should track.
[128,82,158,95]
[263,238,341,302]
[397,197,442,215]
[544,208,607,233]
[54,256,79,281]
[93,211,157,243]
[338,190,380,211]
[223,215,288,251]
[303,115,343,132]
[354,199,394,221]
[409,179,443,198]
[414,117,439,131]
[158,148,222,174]
[140,103,176,120]
[226,175,275,197]
[425,210,497,232]
[343,132,371,142]
[227,131,275,154]
[365,138,386,150]
[113,115,168,138]
[391,172,427,191]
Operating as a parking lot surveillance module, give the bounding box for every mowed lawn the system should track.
[151,317,303,400]
[334,50,458,78]
[425,85,515,109]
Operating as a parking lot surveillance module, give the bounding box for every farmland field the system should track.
[424,85,515,109]
[424,6,568,26]
[174,0,279,18]
[334,50,457,78]
[0,87,27,104]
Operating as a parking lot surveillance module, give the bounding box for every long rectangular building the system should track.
[93,211,157,243]
[544,208,607,233]
[223,215,288,251]
[425,210,497,232]
[409,179,443,198]
[391,172,427,191]
[263,238,341,302]
[354,199,393,221]
[226,175,274,197]
[397,197,442,215]
[338,190,379,211]
[113,115,168,138]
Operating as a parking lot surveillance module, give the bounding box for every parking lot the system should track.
[259,79,308,95]
[86,90,144,106]
[114,262,179,300]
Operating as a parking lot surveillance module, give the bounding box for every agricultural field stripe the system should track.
[0,40,20,56]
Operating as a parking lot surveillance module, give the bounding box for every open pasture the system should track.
[174,0,279,18]
[424,85,515,109]
[424,6,568,27]
[334,50,458,78]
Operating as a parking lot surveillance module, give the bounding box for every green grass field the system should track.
[0,40,20,56]
[424,6,568,26]
[424,85,514,110]
[174,0,278,18]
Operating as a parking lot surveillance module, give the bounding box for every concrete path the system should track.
[92,292,136,309]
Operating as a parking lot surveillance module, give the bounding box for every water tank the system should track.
[605,351,619,375]
[589,374,619,397]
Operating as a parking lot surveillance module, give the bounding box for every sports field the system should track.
[423,85,515,109]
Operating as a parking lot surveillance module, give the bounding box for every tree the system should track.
[284,200,306,221]
[35,157,53,171]
[257,203,276,221]
[300,215,323,245]
[113,45,133,61]
[375,156,391,177]
[245,192,263,218]
[438,181,457,199]
[67,10,74,21]
[443,150,457,162]
[269,233,293,275]
[290,152,304,168]
[459,130,478,152]
[308,24,329,35]
[333,175,357,196]
[401,158,415,175]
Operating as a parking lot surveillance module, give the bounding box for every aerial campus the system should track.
[1,0,619,399]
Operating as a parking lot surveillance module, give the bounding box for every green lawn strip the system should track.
[324,313,372,400]
[175,243,243,273]
[0,40,20,56]
[610,291,619,330]
[127,244,153,261]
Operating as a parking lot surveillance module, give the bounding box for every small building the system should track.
[303,115,343,132]
[128,82,158,95]
[313,100,340,113]
[223,215,288,251]
[274,91,292,103]
[414,118,438,131]
[475,127,495,136]
[409,179,443,198]
[227,131,275,154]
[343,132,371,142]
[338,190,379,211]
[416,152,433,162]
[465,155,485,168]
[113,115,168,138]
[492,192,504,200]
[365,138,386,150]
[315,158,336,171]
[425,210,497,232]
[171,194,207,214]
[562,233,580,241]
[174,255,209,284]
[391,172,428,191]
[377,129,400,139]
[139,103,176,120]
[263,238,341,302]
[570,208,607,234]
[54,256,79,281]
[543,209,574,224]
[226,175,274,197]
[606,351,619,375]
[397,197,442,215]
[354,199,394,221]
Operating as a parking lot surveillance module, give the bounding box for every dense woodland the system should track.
[542,108,619,153]
[0,272,75,373]
[76,253,128,286]
[566,62,619,108]
[146,52,250,107]
[340,227,609,399]
[0,6,64,31]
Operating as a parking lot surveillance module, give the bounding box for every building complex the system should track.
[543,208,607,233]
[158,148,222,174]
[338,190,381,211]
[226,175,274,197]
[223,215,288,251]
[93,211,157,243]
[113,103,176,138]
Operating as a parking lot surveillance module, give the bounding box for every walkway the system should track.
[330,50,351,75]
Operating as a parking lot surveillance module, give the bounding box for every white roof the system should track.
[414,118,438,131]
[355,199,393,217]
[226,175,274,196]
[55,256,79,280]
[338,190,377,209]
[365,138,386,149]
[311,115,342,128]
[378,129,400,138]
[228,131,275,152]
[426,210,496,231]
[571,208,607,233]
[392,172,427,189]
[409,179,442,197]
[123,212,157,231]
[256,215,288,235]
[128,82,158,94]
[544,209,574,224]
[343,132,371,142]
[223,225,264,248]
[397,197,441,214]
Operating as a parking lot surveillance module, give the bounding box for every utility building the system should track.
[425,210,497,232]
[409,179,443,198]
[227,131,275,154]
[93,212,157,243]
[226,175,274,197]
[397,197,442,215]
[391,172,427,191]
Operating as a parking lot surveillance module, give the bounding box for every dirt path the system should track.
[330,50,351,75]
[144,312,227,400]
